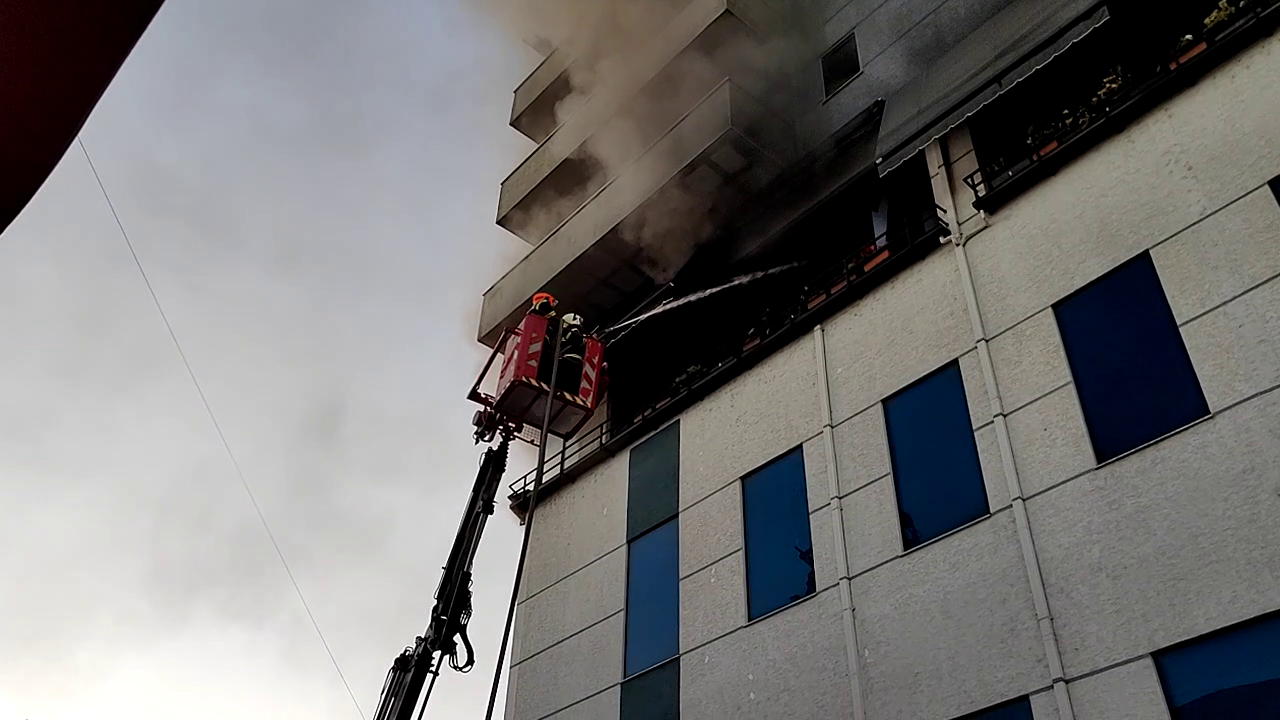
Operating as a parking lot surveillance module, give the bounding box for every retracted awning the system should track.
[876,0,1110,174]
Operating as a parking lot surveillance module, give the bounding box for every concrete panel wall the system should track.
[681,551,744,652]
[508,612,624,720]
[1028,388,1280,678]
[1067,659,1171,720]
[1029,689,1061,720]
[543,686,620,720]
[680,480,741,577]
[1150,188,1280,325]
[808,0,1016,148]
[964,31,1280,338]
[843,474,901,576]
[802,433,831,513]
[832,404,890,496]
[851,511,1048,720]
[987,309,1071,415]
[822,247,973,424]
[504,28,1280,720]
[521,451,627,601]
[513,545,625,665]
[1180,275,1280,412]
[680,336,821,510]
[1004,383,1094,497]
[681,588,854,720]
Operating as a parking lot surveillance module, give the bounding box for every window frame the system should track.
[627,420,681,541]
[620,656,680,720]
[739,446,817,622]
[1052,252,1210,465]
[882,359,990,552]
[1152,609,1280,719]
[954,696,1035,720]
[623,516,680,679]
[821,28,862,101]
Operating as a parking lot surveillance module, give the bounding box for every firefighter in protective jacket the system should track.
[557,313,586,396]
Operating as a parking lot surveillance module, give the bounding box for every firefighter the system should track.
[556,312,586,397]
[530,292,562,388]
[529,292,557,318]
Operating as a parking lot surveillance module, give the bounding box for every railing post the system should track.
[559,435,567,476]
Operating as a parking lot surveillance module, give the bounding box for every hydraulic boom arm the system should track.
[373,435,511,720]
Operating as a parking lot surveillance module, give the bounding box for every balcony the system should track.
[506,201,952,519]
[964,0,1280,212]
[479,79,796,347]
[498,0,784,246]
[510,48,574,143]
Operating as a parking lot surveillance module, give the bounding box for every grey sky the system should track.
[0,1,539,717]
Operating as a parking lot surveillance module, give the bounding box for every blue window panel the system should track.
[1054,253,1209,463]
[742,448,815,620]
[957,697,1033,720]
[620,658,680,720]
[625,518,679,676]
[1154,612,1280,719]
[884,361,988,550]
[628,422,680,540]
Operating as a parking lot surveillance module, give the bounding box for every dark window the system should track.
[1154,612,1280,719]
[620,658,680,720]
[956,697,1034,720]
[884,361,988,550]
[628,422,680,540]
[742,447,815,620]
[822,31,861,99]
[1054,253,1209,463]
[625,518,679,676]
[1270,174,1280,205]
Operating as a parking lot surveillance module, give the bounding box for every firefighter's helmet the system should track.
[562,313,583,327]
[531,292,558,315]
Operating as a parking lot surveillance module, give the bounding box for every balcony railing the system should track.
[964,0,1280,212]
[506,203,951,518]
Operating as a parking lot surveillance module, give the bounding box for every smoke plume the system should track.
[476,0,814,286]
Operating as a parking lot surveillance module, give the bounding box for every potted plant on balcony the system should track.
[1205,0,1251,41]
[1169,0,1249,68]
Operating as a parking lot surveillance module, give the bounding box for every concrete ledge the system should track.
[498,0,782,244]
[480,79,793,346]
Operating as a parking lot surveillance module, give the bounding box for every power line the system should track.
[77,137,367,720]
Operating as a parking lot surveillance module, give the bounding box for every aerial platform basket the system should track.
[469,313,605,444]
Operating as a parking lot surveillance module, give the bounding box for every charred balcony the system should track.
[499,0,787,246]
[506,152,950,519]
[480,79,795,347]
[964,0,1280,212]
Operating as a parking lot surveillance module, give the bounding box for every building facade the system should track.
[483,0,1280,718]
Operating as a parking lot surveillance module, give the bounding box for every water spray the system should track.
[601,261,804,341]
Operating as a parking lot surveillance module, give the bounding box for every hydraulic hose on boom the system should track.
[373,435,510,720]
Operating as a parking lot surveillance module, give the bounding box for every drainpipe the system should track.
[926,138,1076,720]
[813,324,868,720]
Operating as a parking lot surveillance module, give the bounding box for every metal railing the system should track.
[964,0,1280,208]
[506,204,951,507]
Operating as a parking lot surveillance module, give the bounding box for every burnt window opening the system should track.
[967,0,1269,205]
[822,30,861,99]
[604,154,938,431]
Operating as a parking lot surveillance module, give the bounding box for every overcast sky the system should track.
[0,1,540,718]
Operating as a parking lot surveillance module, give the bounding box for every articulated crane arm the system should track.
[373,435,511,720]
